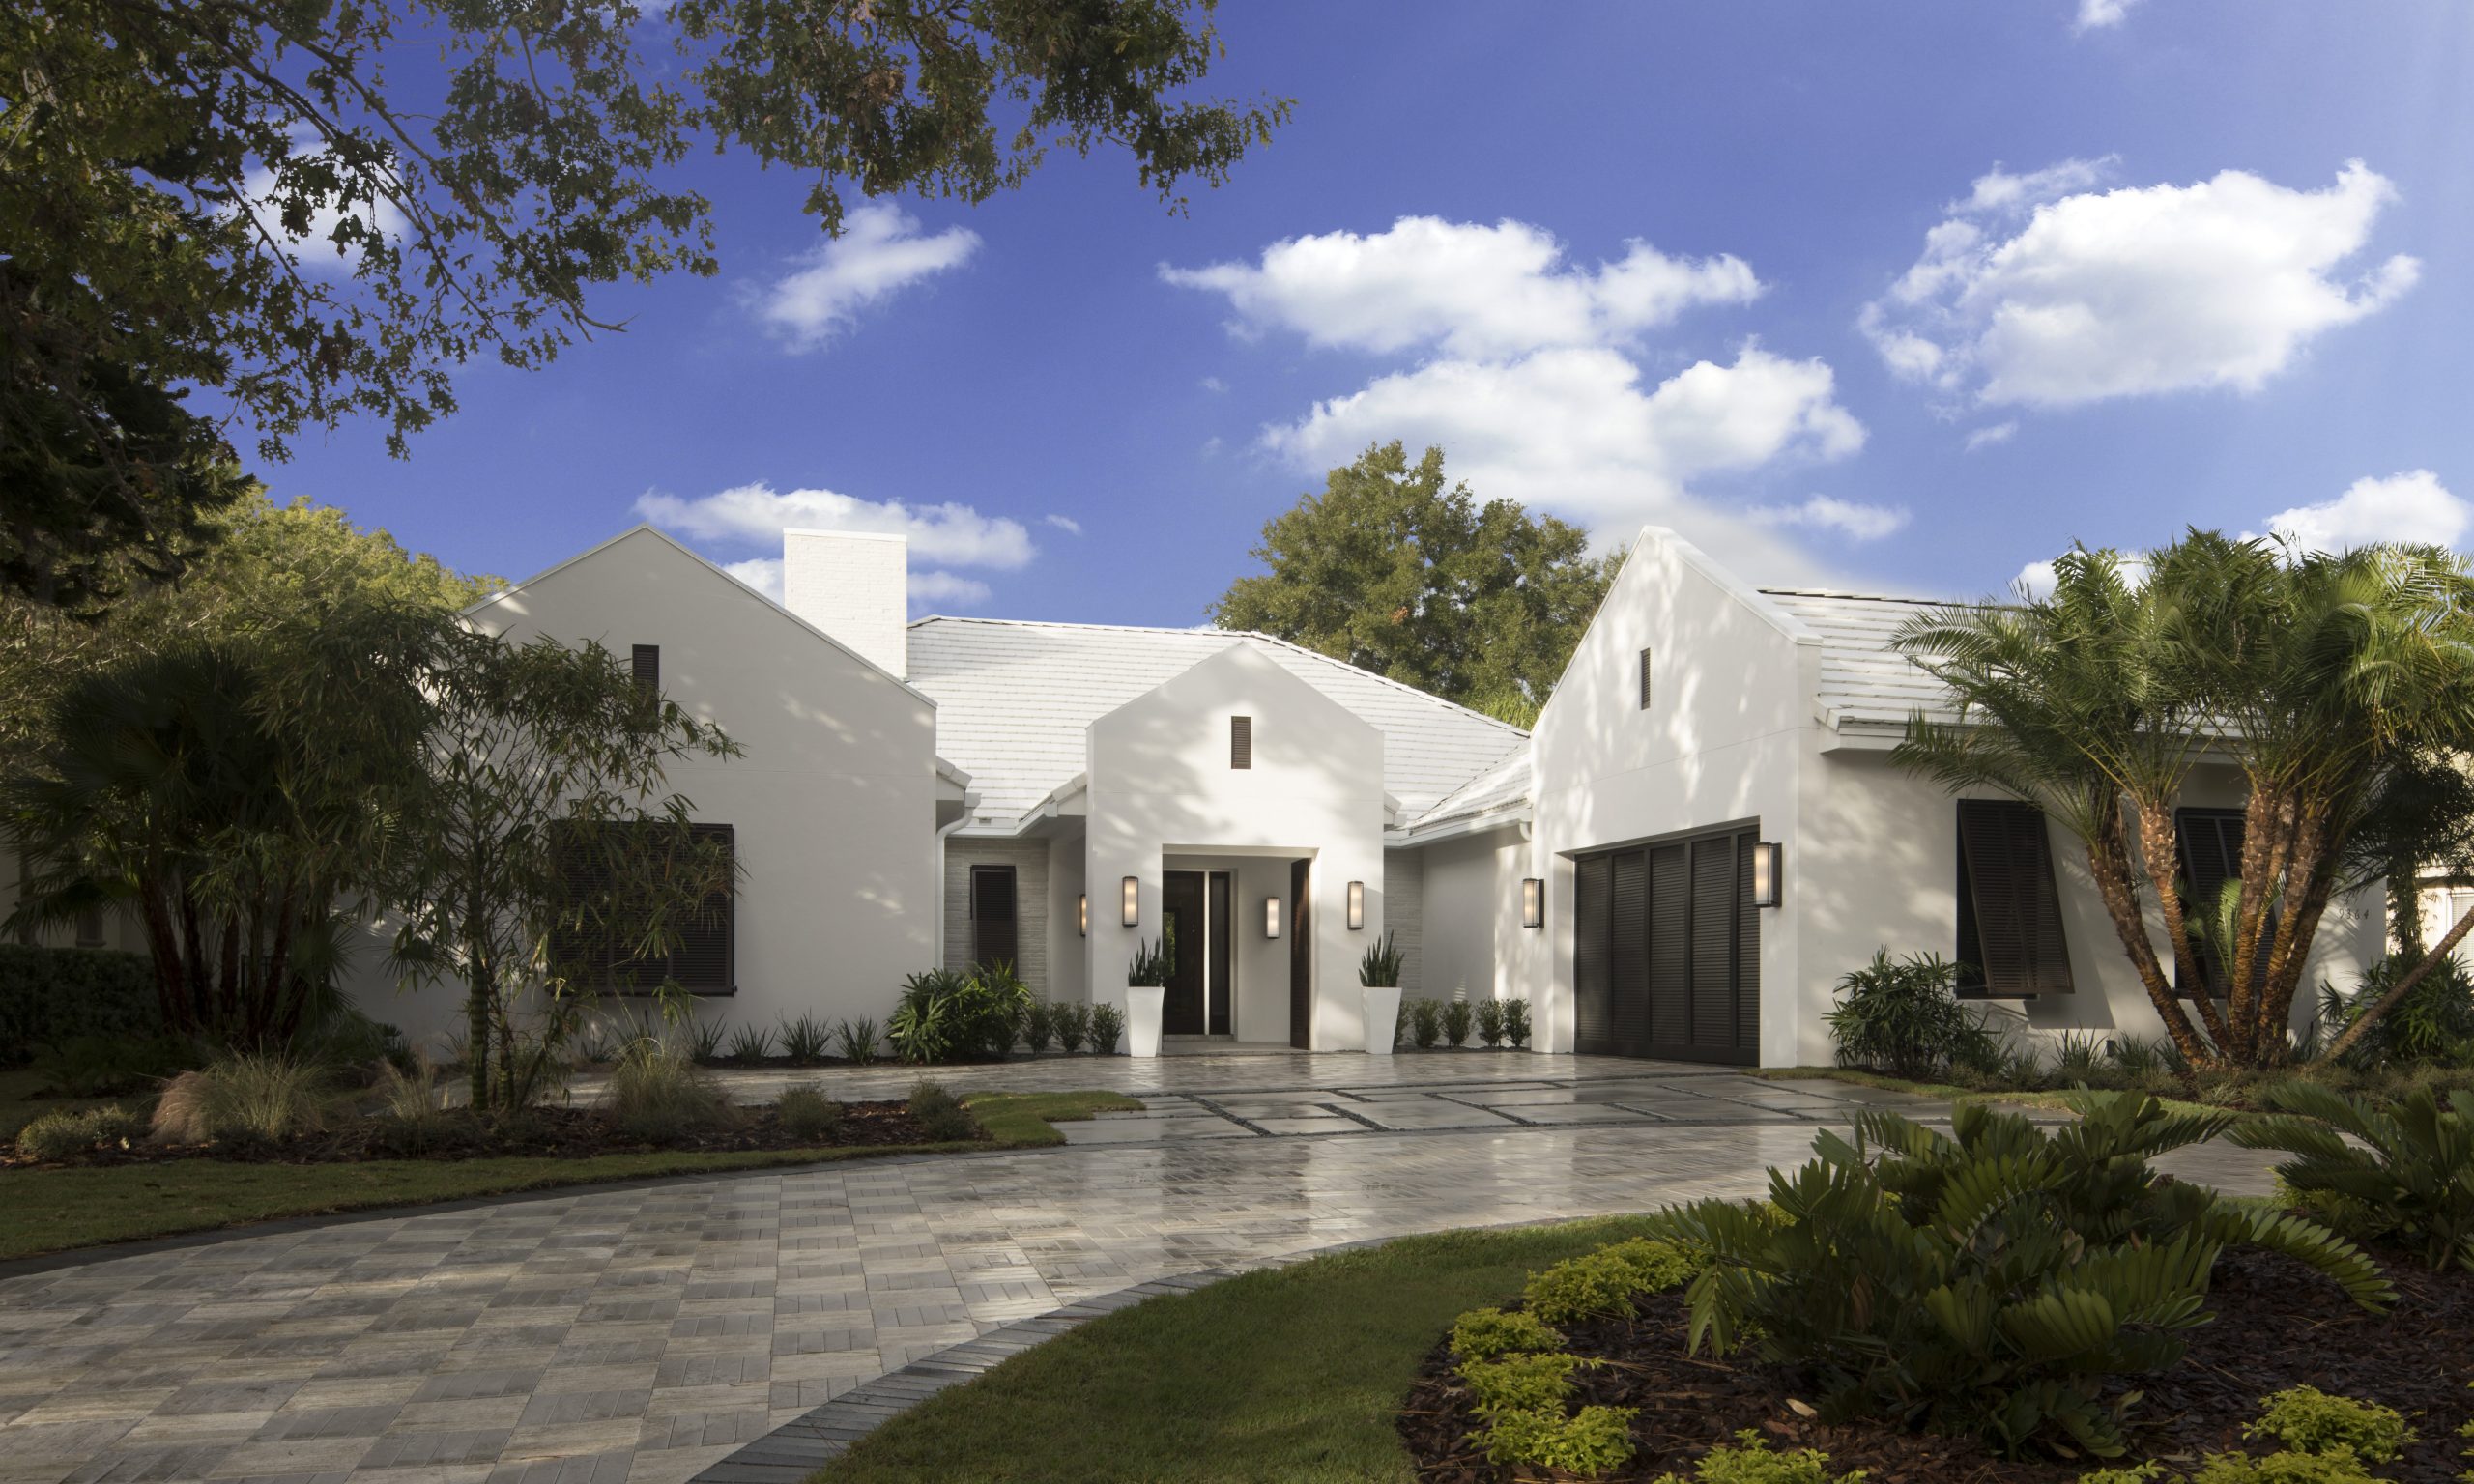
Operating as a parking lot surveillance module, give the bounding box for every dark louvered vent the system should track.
[2175,807,2265,998]
[1231,715,1252,769]
[631,644,660,694]
[1639,647,1654,710]
[1956,800,2073,997]
[970,865,1019,971]
[553,820,734,992]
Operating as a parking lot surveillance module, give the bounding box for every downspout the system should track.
[934,795,980,971]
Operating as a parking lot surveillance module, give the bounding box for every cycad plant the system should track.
[2229,1081,2474,1272]
[1658,1091,2389,1459]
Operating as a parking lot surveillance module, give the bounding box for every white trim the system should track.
[1389,802,1535,848]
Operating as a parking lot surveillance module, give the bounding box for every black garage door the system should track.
[1572,825,1760,1065]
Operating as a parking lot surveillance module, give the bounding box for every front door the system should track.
[1288,858,1312,1048]
[1163,870,1206,1035]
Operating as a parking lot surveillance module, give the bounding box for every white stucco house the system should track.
[331,521,2383,1067]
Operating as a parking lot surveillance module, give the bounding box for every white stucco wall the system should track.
[1045,833,1087,1004]
[347,526,941,1049]
[1416,825,1535,1004]
[1084,644,1388,1048]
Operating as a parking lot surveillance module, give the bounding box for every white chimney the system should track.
[781,528,907,680]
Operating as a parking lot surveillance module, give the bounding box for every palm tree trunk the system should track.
[2320,908,2474,1062]
[2132,802,2228,1052]
[2086,812,2219,1066]
[2253,807,2335,1057]
[136,877,188,1034]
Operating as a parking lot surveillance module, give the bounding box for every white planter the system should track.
[1124,985,1165,1058]
[1361,985,1402,1056]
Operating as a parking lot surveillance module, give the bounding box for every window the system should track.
[969,865,1019,971]
[1955,799,2074,998]
[1638,647,1654,710]
[2175,807,2264,998]
[631,644,659,694]
[553,820,734,992]
[74,906,105,949]
[1230,715,1252,769]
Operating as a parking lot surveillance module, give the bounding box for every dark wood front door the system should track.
[1163,870,1206,1035]
[1573,825,1761,1065]
[1288,858,1311,1048]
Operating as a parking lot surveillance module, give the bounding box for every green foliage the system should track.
[1408,997,1442,1048]
[2320,954,2474,1069]
[605,1040,734,1143]
[834,1016,880,1065]
[14,1104,147,1162]
[907,1079,977,1142]
[1443,996,1475,1047]
[1460,1351,1588,1415]
[1212,442,1624,725]
[0,947,160,1064]
[2077,1467,2172,1484]
[2246,1388,2412,1463]
[1652,1430,1869,1484]
[777,1013,830,1066]
[2188,1449,2389,1484]
[1660,1092,2389,1459]
[688,1017,728,1065]
[1447,1306,1565,1361]
[1476,998,1508,1047]
[1826,949,1994,1080]
[194,1052,331,1142]
[774,1084,844,1144]
[1128,934,1175,988]
[1023,1001,1056,1053]
[1481,1403,1639,1476]
[889,967,1030,1063]
[1524,1239,1699,1325]
[1359,931,1405,989]
[32,1034,195,1098]
[1506,998,1534,1049]
[1052,1001,1092,1054]
[723,1023,774,1064]
[2230,1081,2474,1271]
[1090,1003,1126,1055]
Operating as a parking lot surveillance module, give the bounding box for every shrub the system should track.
[181,1053,331,1143]
[775,1084,844,1143]
[1089,1002,1125,1054]
[835,1016,880,1065]
[2319,952,2474,1068]
[1524,1239,1697,1325]
[1476,998,1507,1047]
[1410,998,1443,1049]
[1461,1351,1588,1415]
[1652,1430,1867,1484]
[1449,1307,1565,1361]
[0,945,158,1063]
[2188,1450,2387,1484]
[1824,949,1994,1081]
[1443,996,1474,1048]
[14,1104,146,1161]
[32,1033,194,1097]
[687,1016,726,1065]
[1482,1404,1637,1476]
[907,1078,976,1141]
[778,1013,831,1066]
[2246,1387,2412,1463]
[1505,998,1533,1049]
[1659,1092,2390,1459]
[889,967,1033,1063]
[2055,1028,2104,1075]
[1053,1001,1091,1053]
[1359,931,1404,988]
[1023,1001,1055,1053]
[724,1023,774,1064]
[606,1040,733,1143]
[2230,1082,2474,1271]
[2076,1468,2171,1484]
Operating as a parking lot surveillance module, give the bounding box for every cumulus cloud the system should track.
[755,203,979,352]
[2076,0,2140,30]
[1750,496,1911,542]
[240,148,410,274]
[906,570,993,607]
[637,481,1033,568]
[1964,421,2019,452]
[2013,559,2060,599]
[1042,514,1083,535]
[2262,470,2469,554]
[1163,216,1761,359]
[1863,159,2418,408]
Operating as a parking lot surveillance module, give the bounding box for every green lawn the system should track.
[1750,1065,2231,1119]
[0,1067,115,1143]
[0,1090,1140,1262]
[816,1214,1666,1484]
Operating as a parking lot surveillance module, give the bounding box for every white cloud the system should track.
[636,481,1033,568]
[1750,496,1911,542]
[1863,159,2418,408]
[2014,559,2059,599]
[1162,216,1761,359]
[2076,0,2141,30]
[906,570,993,607]
[755,203,979,353]
[1200,376,1228,393]
[2262,470,2469,553]
[1964,421,2019,452]
[723,556,785,600]
[241,150,410,274]
[1042,514,1082,536]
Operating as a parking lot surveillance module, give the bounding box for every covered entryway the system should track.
[1571,823,1761,1065]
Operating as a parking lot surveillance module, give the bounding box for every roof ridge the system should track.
[1757,586,1960,607]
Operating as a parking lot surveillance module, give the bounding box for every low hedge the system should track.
[0,945,159,1062]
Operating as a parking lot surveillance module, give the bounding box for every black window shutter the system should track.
[552,820,734,992]
[971,865,1019,971]
[631,644,659,694]
[1231,716,1252,769]
[1956,800,2074,997]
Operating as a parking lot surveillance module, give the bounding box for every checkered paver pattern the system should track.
[0,1054,2274,1484]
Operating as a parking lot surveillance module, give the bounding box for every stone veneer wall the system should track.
[1383,848,1425,999]
[944,839,1050,997]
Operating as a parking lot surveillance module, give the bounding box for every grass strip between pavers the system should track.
[1750,1065,2235,1120]
[813,1214,1669,1484]
[0,1089,1141,1261]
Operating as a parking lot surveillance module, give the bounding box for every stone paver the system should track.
[0,1053,2276,1484]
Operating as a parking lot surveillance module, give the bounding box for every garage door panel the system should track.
[1648,843,1690,1048]
[1609,850,1648,1056]
[1574,853,1612,1054]
[1575,825,1758,1066]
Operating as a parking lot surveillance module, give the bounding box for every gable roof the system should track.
[1756,588,1959,730]
[1400,744,1534,842]
[906,616,1530,827]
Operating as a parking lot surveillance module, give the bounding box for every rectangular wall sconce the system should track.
[1751,842,1782,908]
[1346,880,1365,930]
[1078,894,1088,937]
[1263,896,1281,939]
[1121,875,1139,928]
[1521,877,1543,929]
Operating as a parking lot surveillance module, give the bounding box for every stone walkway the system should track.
[0,1054,2276,1484]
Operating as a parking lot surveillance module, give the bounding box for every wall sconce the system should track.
[1121,875,1139,928]
[1751,842,1782,909]
[1346,880,1365,930]
[1521,877,1543,929]
[1263,896,1281,939]
[1078,894,1088,937]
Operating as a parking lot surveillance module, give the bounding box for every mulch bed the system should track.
[0,1099,957,1170]
[1400,1247,2474,1483]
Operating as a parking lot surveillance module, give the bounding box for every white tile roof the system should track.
[906,617,1530,827]
[1405,746,1534,833]
[1757,588,1965,728]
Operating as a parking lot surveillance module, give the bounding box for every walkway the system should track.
[0,1054,2274,1484]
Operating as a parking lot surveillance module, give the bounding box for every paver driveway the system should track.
[0,1054,2271,1484]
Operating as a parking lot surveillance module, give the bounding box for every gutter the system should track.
[933,792,980,970]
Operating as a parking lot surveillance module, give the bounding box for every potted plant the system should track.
[1123,927,1173,1058]
[1359,931,1404,1056]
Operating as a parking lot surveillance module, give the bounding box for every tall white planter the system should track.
[1124,985,1165,1058]
[1361,985,1402,1056]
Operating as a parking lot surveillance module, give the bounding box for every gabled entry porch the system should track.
[1157,850,1317,1047]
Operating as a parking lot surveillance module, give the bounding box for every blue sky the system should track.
[263,1,2474,622]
